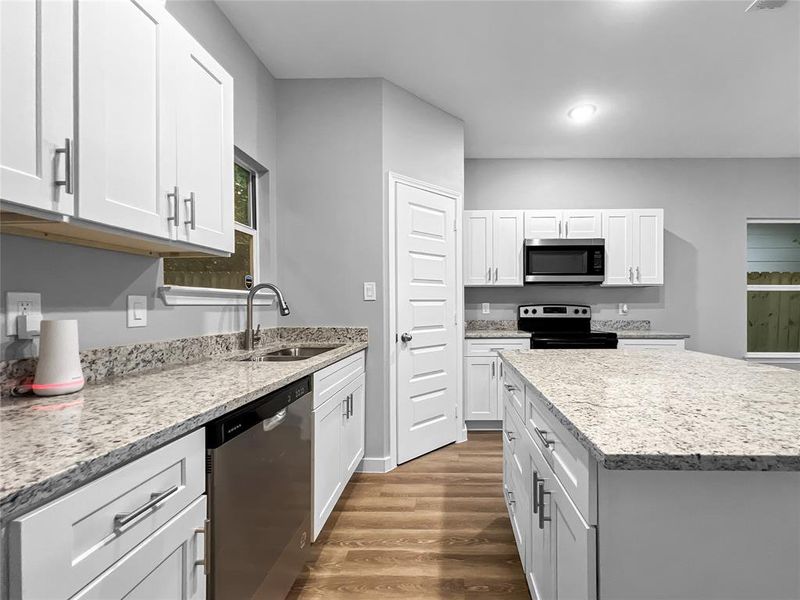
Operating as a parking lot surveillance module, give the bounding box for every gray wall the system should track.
[276,78,464,462]
[465,158,800,358]
[0,1,279,360]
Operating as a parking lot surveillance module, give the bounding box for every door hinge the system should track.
[454,219,458,232]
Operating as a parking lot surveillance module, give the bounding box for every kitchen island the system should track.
[497,349,800,600]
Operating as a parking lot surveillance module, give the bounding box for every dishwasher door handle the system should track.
[262,409,287,432]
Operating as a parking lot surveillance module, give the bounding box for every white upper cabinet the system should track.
[171,26,234,252]
[632,209,664,285]
[563,210,602,238]
[77,0,173,239]
[464,210,523,286]
[464,211,493,286]
[602,209,663,286]
[602,210,635,285]
[524,210,602,239]
[524,210,561,239]
[0,0,74,215]
[492,211,524,286]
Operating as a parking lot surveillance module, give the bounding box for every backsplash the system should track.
[465,318,651,332]
[0,327,368,396]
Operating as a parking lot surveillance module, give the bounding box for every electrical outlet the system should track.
[6,292,42,336]
[618,303,629,315]
[481,303,490,314]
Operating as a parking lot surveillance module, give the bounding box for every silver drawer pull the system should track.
[167,186,180,226]
[538,479,552,529]
[195,518,210,575]
[114,485,179,531]
[504,430,515,442]
[507,490,515,505]
[504,383,517,392]
[534,426,553,448]
[54,138,73,194]
[532,471,540,514]
[184,191,196,230]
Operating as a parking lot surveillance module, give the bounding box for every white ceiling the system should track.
[217,0,800,159]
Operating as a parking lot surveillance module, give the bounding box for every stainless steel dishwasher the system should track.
[206,376,312,600]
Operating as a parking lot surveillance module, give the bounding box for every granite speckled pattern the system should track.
[464,318,689,340]
[609,330,690,340]
[0,327,368,395]
[0,336,367,519]
[499,349,800,471]
[592,319,651,331]
[465,329,532,339]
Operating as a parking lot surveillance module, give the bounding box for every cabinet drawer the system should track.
[313,350,365,410]
[524,386,596,525]
[9,429,205,600]
[617,338,685,350]
[465,338,528,357]
[501,360,525,421]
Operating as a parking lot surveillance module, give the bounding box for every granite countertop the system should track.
[499,349,800,471]
[465,329,689,339]
[465,329,531,338]
[0,341,367,519]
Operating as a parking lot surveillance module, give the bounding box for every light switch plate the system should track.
[363,282,377,301]
[482,303,490,314]
[618,303,629,315]
[127,295,148,328]
[6,292,42,336]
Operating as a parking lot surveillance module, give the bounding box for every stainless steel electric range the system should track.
[517,304,618,349]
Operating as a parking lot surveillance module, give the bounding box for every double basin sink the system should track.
[234,345,342,362]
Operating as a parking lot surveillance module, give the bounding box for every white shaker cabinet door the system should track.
[70,497,206,600]
[549,481,596,600]
[524,210,562,239]
[464,211,493,286]
[312,393,345,541]
[632,209,664,285]
[492,210,524,286]
[0,0,74,215]
[173,29,234,253]
[341,374,366,481]
[602,210,634,286]
[76,0,172,239]
[563,210,602,239]
[465,356,498,420]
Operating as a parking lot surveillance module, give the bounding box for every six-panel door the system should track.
[76,0,173,238]
[0,0,74,215]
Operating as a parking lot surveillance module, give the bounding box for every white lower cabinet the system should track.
[464,338,528,422]
[312,351,366,540]
[9,430,207,600]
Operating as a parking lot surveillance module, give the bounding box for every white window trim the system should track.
[160,156,263,306]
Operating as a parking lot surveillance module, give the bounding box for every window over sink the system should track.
[746,220,800,363]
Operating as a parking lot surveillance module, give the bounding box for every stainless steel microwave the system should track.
[524,238,605,284]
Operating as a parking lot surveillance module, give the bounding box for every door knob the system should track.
[400,333,413,343]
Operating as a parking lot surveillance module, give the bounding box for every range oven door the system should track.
[524,238,605,284]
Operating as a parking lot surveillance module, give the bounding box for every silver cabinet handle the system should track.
[114,485,179,531]
[504,429,515,442]
[565,220,569,238]
[348,393,353,418]
[558,220,562,237]
[54,138,73,194]
[533,426,553,448]
[532,471,540,514]
[507,490,515,506]
[343,395,350,416]
[492,361,495,378]
[635,266,641,283]
[537,479,551,529]
[262,409,286,432]
[184,191,196,230]
[494,267,498,282]
[628,266,634,283]
[504,383,517,392]
[487,267,491,283]
[500,361,504,378]
[167,186,180,227]
[400,332,413,343]
[194,518,210,576]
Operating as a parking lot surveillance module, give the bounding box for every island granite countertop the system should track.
[498,349,800,471]
[0,340,367,519]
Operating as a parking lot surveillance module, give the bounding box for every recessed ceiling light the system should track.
[567,104,597,124]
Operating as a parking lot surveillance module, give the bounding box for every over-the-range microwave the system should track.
[524,238,605,284]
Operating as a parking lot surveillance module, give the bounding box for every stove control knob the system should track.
[582,309,588,314]
[523,309,529,315]
[531,308,537,315]
[574,309,580,314]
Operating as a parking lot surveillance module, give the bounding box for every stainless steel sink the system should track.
[235,345,342,362]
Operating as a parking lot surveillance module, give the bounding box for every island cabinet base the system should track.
[596,468,800,600]
[502,385,800,600]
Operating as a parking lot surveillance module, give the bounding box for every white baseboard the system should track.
[356,455,395,473]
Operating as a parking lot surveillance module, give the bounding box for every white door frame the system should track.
[386,171,466,472]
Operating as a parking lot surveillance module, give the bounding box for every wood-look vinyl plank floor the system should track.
[288,432,530,599]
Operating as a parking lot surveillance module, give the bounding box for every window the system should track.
[746,220,800,361]
[163,161,259,291]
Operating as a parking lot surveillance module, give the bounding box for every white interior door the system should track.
[396,179,460,464]
[602,210,634,286]
[77,0,171,238]
[492,210,524,286]
[0,0,74,214]
[524,210,562,239]
[464,211,493,286]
